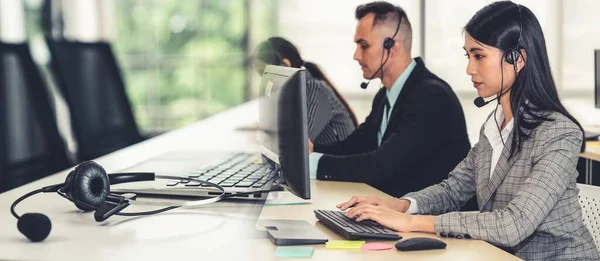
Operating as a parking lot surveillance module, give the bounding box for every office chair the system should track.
[0,42,71,193]
[578,183,600,253]
[45,38,143,162]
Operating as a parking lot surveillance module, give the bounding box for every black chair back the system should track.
[0,42,71,192]
[45,39,142,161]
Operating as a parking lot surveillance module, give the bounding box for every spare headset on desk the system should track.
[10,161,249,242]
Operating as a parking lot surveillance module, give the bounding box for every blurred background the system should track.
[4,0,599,133]
[2,0,600,191]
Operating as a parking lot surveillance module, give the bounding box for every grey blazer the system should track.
[404,112,599,260]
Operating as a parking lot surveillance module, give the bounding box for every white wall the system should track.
[424,0,562,94]
[0,0,26,43]
[61,0,115,42]
[275,0,421,96]
[562,0,600,95]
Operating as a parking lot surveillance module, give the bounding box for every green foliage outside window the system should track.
[114,0,276,133]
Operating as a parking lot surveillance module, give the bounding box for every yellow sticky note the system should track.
[325,240,366,250]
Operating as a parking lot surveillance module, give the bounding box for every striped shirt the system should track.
[305,72,356,144]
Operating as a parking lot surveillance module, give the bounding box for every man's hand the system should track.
[308,139,314,154]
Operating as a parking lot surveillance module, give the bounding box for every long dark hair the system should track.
[465,1,585,156]
[255,37,359,127]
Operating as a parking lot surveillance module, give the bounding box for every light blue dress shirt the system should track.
[309,59,417,179]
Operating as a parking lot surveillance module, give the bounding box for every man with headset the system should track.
[309,1,471,200]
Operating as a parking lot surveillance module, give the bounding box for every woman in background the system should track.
[254,37,357,144]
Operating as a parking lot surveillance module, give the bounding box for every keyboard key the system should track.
[221,170,238,175]
[166,181,179,186]
[235,181,254,187]
[179,179,190,184]
[185,182,202,187]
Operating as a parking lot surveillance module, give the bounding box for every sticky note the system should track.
[362,242,394,251]
[274,246,315,258]
[325,240,366,250]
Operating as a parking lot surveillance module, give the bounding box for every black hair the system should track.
[355,1,412,51]
[355,1,406,25]
[465,1,585,156]
[255,37,359,127]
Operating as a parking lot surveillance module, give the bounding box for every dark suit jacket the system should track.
[314,57,471,198]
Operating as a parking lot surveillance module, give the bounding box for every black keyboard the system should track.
[165,153,273,188]
[314,210,401,240]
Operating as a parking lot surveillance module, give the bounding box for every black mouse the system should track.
[395,237,447,251]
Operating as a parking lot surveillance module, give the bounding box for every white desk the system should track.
[0,101,520,261]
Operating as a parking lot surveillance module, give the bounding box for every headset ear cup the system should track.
[71,161,110,211]
[64,170,76,198]
[505,49,520,65]
[383,37,394,50]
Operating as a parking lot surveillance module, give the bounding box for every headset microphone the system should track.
[361,64,386,89]
[473,86,513,108]
[473,96,490,108]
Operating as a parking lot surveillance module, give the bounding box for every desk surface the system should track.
[0,101,520,261]
[582,141,600,161]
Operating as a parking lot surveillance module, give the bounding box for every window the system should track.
[114,0,276,133]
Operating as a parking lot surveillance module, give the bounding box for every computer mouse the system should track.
[394,237,447,251]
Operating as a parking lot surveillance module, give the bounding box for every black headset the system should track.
[360,10,403,89]
[503,4,523,70]
[10,160,229,242]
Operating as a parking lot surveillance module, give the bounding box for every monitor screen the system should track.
[258,65,310,199]
[595,50,600,109]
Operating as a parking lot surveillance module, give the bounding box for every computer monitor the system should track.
[258,65,310,199]
[595,49,600,109]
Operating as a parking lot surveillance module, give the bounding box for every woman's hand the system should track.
[344,204,436,233]
[337,195,411,213]
[346,204,414,232]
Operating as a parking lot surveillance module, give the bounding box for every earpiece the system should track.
[65,161,111,211]
[504,48,520,65]
[383,37,395,50]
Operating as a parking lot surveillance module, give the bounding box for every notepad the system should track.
[325,240,366,250]
[274,246,315,258]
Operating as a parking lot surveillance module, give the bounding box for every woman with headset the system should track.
[337,2,599,260]
[253,37,357,144]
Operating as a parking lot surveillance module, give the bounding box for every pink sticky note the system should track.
[362,243,394,251]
